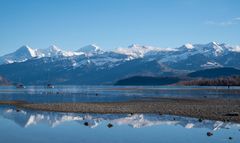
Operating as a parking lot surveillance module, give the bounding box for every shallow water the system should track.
[0,86,240,142]
[0,106,239,143]
[0,86,240,103]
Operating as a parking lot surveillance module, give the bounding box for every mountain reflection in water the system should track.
[0,106,239,130]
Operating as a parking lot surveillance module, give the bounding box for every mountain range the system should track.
[0,42,239,85]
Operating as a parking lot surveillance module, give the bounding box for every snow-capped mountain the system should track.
[115,44,175,58]
[0,42,239,85]
[43,45,83,57]
[0,42,238,65]
[178,42,229,56]
[77,44,103,56]
[153,42,240,70]
[0,45,40,64]
[0,45,83,65]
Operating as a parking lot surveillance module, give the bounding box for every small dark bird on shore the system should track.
[207,132,213,136]
[84,122,89,126]
[107,123,113,128]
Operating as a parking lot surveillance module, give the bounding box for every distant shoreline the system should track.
[0,98,239,123]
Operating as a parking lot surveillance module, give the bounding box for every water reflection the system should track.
[0,106,239,130]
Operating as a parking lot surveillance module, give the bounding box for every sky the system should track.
[0,0,240,55]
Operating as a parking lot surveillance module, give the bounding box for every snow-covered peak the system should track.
[77,44,102,55]
[44,45,83,57]
[45,45,62,57]
[0,45,41,64]
[116,44,160,58]
[76,44,104,56]
[128,44,146,49]
[18,45,31,50]
[128,44,149,49]
[115,44,176,58]
[0,42,238,66]
[16,45,37,57]
[206,41,222,49]
[183,43,194,49]
[207,41,218,46]
[178,43,195,51]
[201,42,227,56]
[48,45,61,52]
[177,42,229,56]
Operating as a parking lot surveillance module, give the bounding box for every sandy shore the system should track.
[0,98,240,123]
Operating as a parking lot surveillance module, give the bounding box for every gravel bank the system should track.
[1,98,240,123]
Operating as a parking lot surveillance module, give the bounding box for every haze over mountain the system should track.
[0,76,9,85]
[0,42,239,85]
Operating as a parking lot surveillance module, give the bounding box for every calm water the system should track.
[0,85,240,103]
[0,86,240,143]
[0,106,239,143]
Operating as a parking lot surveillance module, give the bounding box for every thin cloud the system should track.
[205,17,240,26]
[234,17,240,21]
[205,20,234,26]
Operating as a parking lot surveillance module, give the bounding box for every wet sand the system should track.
[0,98,240,123]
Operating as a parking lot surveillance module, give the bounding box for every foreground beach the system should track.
[0,98,239,123]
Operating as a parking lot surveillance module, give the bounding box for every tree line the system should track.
[180,76,240,86]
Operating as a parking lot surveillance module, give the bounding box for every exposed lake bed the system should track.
[1,97,240,123]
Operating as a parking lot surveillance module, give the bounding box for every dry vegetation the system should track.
[180,76,240,86]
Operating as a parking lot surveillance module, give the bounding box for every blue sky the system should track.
[0,0,240,55]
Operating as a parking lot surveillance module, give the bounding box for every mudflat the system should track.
[0,98,240,123]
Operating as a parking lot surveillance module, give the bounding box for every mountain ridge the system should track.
[1,42,239,65]
[0,42,239,85]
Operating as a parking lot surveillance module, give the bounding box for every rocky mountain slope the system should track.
[0,42,239,85]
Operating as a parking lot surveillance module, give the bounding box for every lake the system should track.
[0,86,240,143]
[0,106,239,143]
[0,86,240,103]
